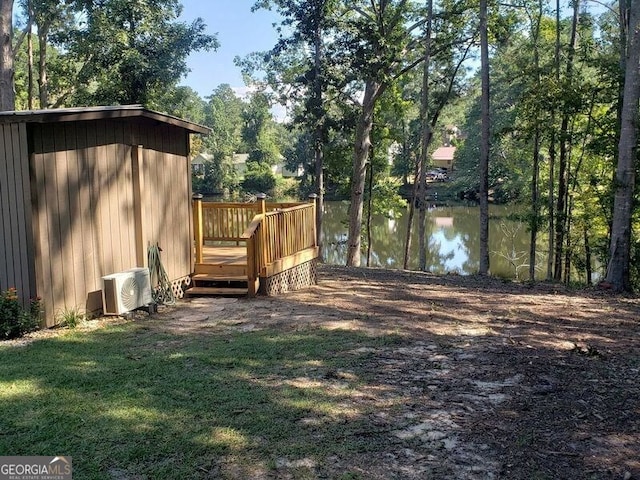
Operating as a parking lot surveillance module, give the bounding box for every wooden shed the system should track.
[0,105,209,326]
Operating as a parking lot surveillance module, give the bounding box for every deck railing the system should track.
[201,202,258,243]
[192,195,318,294]
[261,204,317,265]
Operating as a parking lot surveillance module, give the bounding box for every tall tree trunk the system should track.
[547,0,562,281]
[0,0,14,111]
[479,0,491,275]
[38,24,49,108]
[553,0,580,281]
[605,0,640,291]
[530,130,540,282]
[564,195,573,283]
[529,0,543,283]
[584,226,592,286]
[547,141,555,280]
[313,15,325,261]
[27,3,34,110]
[418,0,433,271]
[403,154,419,270]
[346,79,384,267]
[403,6,468,271]
[366,146,374,267]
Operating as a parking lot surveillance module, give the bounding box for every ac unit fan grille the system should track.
[102,267,153,315]
[120,276,144,311]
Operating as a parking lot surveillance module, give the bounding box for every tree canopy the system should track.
[3,0,640,290]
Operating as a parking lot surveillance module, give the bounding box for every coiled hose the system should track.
[147,244,176,305]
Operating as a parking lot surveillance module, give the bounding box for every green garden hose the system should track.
[147,244,176,305]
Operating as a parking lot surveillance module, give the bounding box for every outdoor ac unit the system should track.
[102,268,153,315]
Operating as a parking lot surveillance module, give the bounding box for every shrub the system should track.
[56,307,86,329]
[241,168,277,195]
[0,288,40,340]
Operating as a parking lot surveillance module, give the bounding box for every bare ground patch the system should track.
[11,264,639,479]
[148,265,640,479]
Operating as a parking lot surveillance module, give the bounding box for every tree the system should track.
[26,0,75,108]
[553,0,581,281]
[416,0,434,272]
[478,0,490,275]
[0,0,14,110]
[203,83,244,159]
[153,85,206,124]
[240,91,281,195]
[252,0,338,257]
[527,0,544,283]
[605,0,640,291]
[63,0,218,106]
[343,0,421,267]
[242,91,280,167]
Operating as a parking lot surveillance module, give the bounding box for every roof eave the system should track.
[0,105,211,134]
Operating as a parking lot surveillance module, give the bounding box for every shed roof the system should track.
[191,153,214,165]
[0,104,210,134]
[432,146,456,161]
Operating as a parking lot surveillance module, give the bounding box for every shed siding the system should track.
[0,123,34,305]
[30,119,191,325]
[137,123,191,283]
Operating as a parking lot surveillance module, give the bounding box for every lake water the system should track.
[321,201,547,280]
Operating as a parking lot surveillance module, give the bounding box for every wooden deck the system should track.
[187,196,319,297]
[202,245,246,266]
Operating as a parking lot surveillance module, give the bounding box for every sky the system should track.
[178,0,282,99]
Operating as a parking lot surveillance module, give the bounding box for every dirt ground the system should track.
[17,264,640,479]
[171,265,640,479]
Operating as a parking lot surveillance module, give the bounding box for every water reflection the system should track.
[321,201,541,280]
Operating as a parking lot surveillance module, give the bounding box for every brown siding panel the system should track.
[139,125,191,284]
[5,115,195,325]
[20,124,36,297]
[0,125,11,292]
[40,125,61,321]
[4,125,19,290]
[9,124,30,298]
[0,123,35,308]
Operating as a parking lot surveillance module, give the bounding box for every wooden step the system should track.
[194,263,248,276]
[185,286,249,296]
[192,274,248,283]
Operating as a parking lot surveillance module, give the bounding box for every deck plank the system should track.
[202,245,247,266]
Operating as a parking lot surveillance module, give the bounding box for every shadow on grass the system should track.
[0,322,408,478]
[1,266,639,479]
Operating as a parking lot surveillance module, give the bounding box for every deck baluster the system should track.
[192,194,204,265]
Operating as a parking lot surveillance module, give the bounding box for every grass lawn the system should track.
[3,266,639,479]
[0,314,399,479]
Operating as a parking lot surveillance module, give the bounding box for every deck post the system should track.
[308,193,318,248]
[257,192,267,215]
[193,193,204,264]
[257,193,267,269]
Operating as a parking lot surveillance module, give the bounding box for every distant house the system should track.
[191,152,213,176]
[274,163,305,178]
[232,153,250,178]
[431,146,456,170]
[232,153,303,179]
[0,105,209,326]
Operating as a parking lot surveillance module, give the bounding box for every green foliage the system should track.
[151,86,206,124]
[203,84,245,158]
[241,163,277,195]
[192,154,239,196]
[242,91,281,167]
[369,178,407,218]
[0,289,40,340]
[55,306,86,329]
[13,0,218,107]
